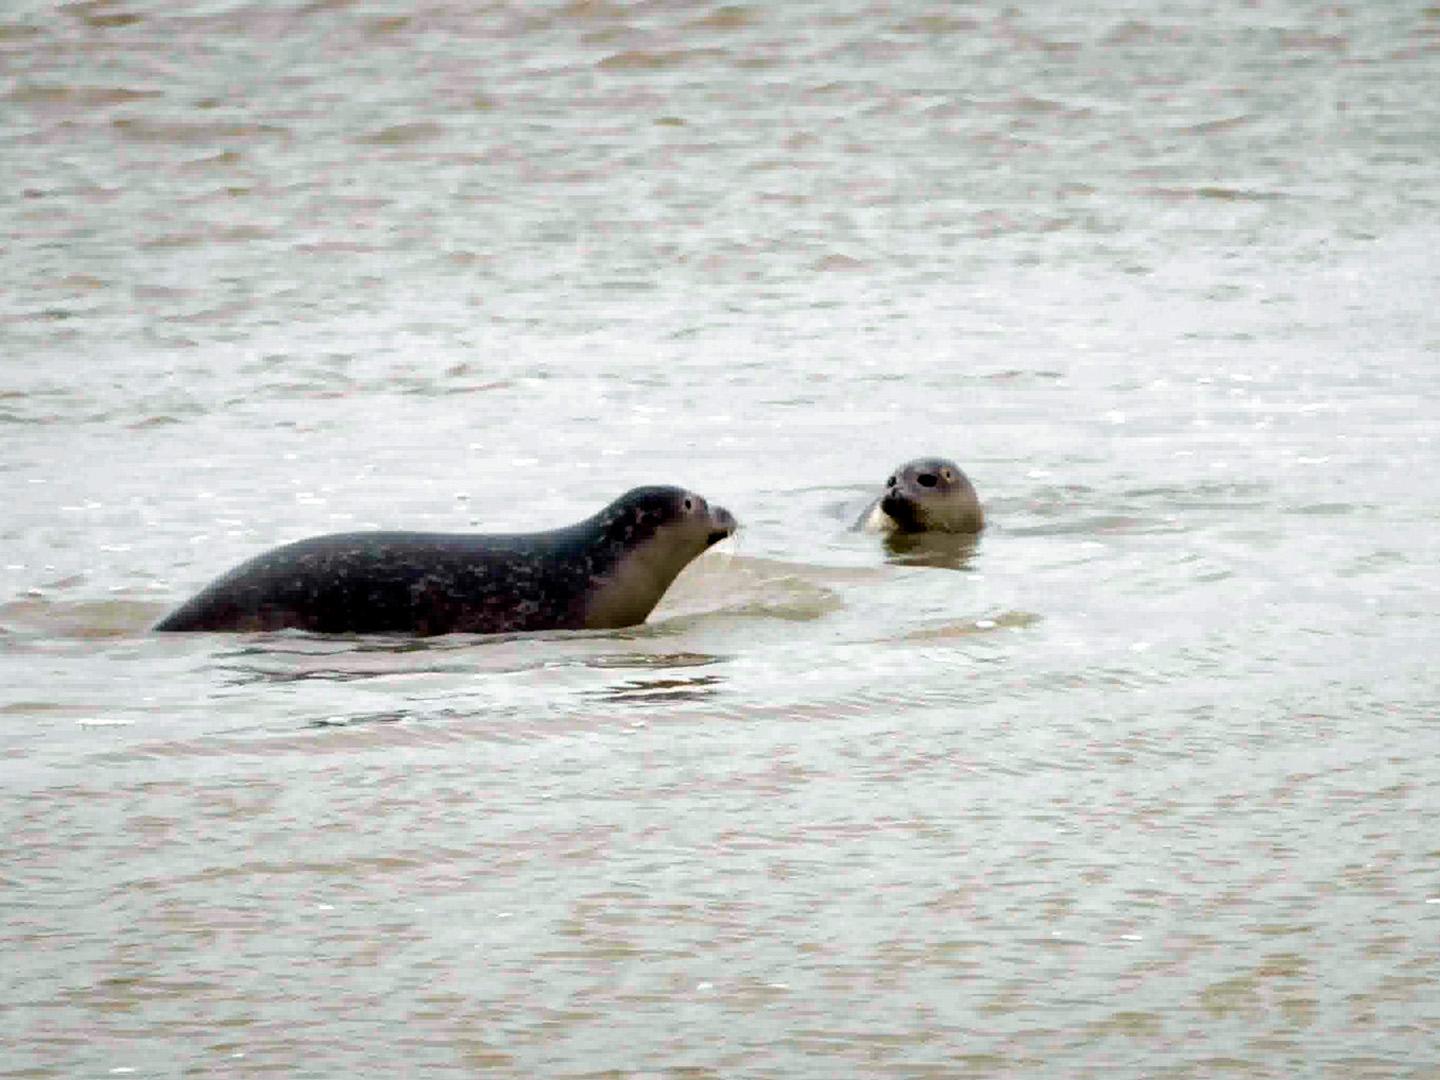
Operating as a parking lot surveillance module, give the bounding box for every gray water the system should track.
[4,1,1440,1076]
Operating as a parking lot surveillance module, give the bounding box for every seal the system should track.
[154,486,738,635]
[855,457,984,534]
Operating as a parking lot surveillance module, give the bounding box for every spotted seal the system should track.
[855,457,984,534]
[154,486,737,635]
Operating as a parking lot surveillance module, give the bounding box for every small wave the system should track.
[690,6,757,31]
[7,83,160,108]
[895,610,1043,643]
[141,225,273,249]
[209,633,575,685]
[1142,184,1283,202]
[112,118,290,144]
[1006,514,1174,537]
[596,47,728,71]
[356,122,446,146]
[585,651,724,671]
[589,673,724,705]
[1175,114,1255,136]
[71,9,141,28]
[813,253,866,272]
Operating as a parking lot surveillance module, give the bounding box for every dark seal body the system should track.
[154,486,737,635]
[855,457,984,534]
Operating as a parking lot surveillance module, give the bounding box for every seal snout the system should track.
[880,491,922,532]
[706,504,739,546]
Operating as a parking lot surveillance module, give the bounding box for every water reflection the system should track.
[593,673,725,705]
[881,531,981,571]
[585,651,727,705]
[583,651,725,671]
[1005,514,1169,537]
[213,635,473,684]
[211,640,733,692]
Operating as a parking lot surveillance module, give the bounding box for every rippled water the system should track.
[4,1,1439,1075]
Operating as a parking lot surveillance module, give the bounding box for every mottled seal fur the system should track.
[154,486,737,635]
[855,457,983,534]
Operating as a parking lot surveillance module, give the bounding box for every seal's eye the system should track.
[917,473,939,488]
[886,476,896,488]
[682,497,694,513]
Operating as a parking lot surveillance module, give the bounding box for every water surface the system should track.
[3,1,1439,1075]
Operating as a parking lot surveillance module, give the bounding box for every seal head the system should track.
[154,485,737,636]
[580,486,739,629]
[857,457,983,534]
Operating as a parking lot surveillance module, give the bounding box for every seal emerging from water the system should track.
[855,457,984,534]
[154,486,737,635]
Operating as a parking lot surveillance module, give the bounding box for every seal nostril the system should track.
[886,476,897,487]
[917,473,938,488]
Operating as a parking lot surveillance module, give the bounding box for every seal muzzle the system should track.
[879,493,924,532]
[706,504,738,547]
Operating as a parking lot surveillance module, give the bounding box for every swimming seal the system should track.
[855,457,983,534]
[154,485,738,635]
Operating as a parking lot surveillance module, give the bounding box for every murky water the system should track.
[4,1,1439,1075]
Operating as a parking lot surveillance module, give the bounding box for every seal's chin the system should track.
[880,494,924,533]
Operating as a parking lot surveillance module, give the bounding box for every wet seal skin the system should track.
[855,457,984,534]
[154,486,738,635]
